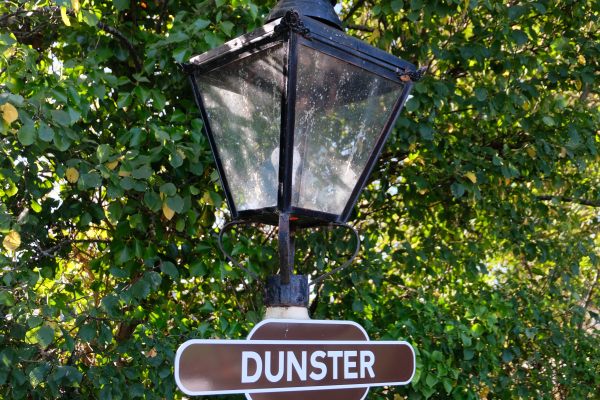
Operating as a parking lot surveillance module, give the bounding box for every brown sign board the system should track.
[175,319,415,397]
[246,319,369,400]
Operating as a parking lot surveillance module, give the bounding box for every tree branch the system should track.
[342,0,367,23]
[96,20,142,71]
[579,270,598,331]
[0,6,142,71]
[344,23,375,32]
[536,195,600,208]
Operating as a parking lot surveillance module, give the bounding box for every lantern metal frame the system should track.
[182,3,425,308]
[183,10,422,229]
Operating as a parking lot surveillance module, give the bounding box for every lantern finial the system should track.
[266,0,342,29]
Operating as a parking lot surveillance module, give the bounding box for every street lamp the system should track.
[183,0,424,315]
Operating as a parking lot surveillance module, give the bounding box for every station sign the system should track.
[175,319,415,398]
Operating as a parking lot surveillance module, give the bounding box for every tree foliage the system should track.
[0,0,599,399]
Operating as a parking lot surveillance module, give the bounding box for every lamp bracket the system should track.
[397,66,427,82]
[265,274,309,307]
[274,10,312,39]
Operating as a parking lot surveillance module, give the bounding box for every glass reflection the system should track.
[195,44,285,211]
[292,45,404,215]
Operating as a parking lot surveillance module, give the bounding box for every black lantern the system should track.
[183,0,424,309]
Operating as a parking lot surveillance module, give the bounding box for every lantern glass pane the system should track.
[195,44,285,211]
[292,45,404,215]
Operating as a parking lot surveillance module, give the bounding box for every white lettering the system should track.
[327,351,343,380]
[242,348,377,384]
[309,350,327,380]
[265,351,284,382]
[241,351,262,383]
[286,351,307,381]
[344,350,358,379]
[360,350,375,379]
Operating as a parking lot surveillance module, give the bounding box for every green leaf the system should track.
[35,325,55,348]
[510,29,528,46]
[159,183,177,196]
[120,176,135,190]
[53,133,72,151]
[67,108,81,124]
[405,97,419,112]
[117,92,132,108]
[502,349,514,363]
[51,110,71,127]
[160,261,179,279]
[115,245,131,265]
[169,151,184,168]
[391,0,403,12]
[52,366,82,386]
[166,195,184,213]
[425,373,438,387]
[451,182,465,198]
[152,92,166,111]
[79,323,96,342]
[82,10,99,26]
[27,316,43,328]
[471,323,485,337]
[190,19,211,32]
[114,0,129,11]
[220,21,235,36]
[29,364,50,388]
[475,87,488,101]
[97,144,111,163]
[79,172,102,189]
[463,348,475,361]
[419,125,434,140]
[101,295,120,317]
[189,260,207,277]
[443,379,453,394]
[38,123,55,142]
[0,291,15,306]
[146,271,162,287]
[203,32,223,49]
[173,47,190,63]
[132,165,153,179]
[131,278,151,299]
[17,123,36,146]
[542,116,555,126]
[144,191,162,211]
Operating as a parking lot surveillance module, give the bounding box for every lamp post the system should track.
[182,0,424,317]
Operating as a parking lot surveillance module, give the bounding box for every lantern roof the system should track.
[187,14,416,78]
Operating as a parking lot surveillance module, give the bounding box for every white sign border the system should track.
[175,337,415,396]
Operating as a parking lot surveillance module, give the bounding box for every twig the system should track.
[536,195,600,208]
